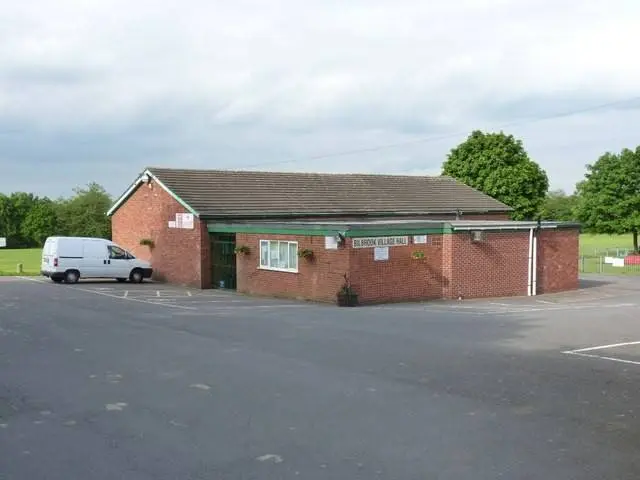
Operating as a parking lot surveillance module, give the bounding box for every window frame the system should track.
[259,239,299,273]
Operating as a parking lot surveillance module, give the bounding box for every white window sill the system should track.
[258,266,299,274]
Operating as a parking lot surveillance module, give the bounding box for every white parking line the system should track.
[565,340,640,353]
[563,351,640,366]
[70,286,197,310]
[563,340,640,367]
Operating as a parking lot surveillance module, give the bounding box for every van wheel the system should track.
[129,269,143,284]
[116,278,127,283]
[65,270,79,284]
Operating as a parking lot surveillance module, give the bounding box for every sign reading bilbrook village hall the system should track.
[352,236,409,249]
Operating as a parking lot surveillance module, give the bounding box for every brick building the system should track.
[107,167,579,304]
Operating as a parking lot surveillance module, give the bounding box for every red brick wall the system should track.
[349,236,444,304]
[235,229,578,303]
[111,179,210,288]
[536,229,579,294]
[236,234,350,302]
[443,232,530,299]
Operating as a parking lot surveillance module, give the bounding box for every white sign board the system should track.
[413,235,427,244]
[0,237,6,248]
[324,236,338,250]
[353,236,408,249]
[175,213,194,229]
[374,247,389,261]
[612,258,625,267]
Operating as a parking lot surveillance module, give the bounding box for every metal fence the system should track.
[580,255,640,275]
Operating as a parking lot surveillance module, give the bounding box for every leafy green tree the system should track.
[22,198,59,246]
[56,182,112,239]
[0,194,20,246]
[442,130,549,220]
[575,147,640,252]
[539,189,579,221]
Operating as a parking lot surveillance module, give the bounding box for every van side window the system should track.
[108,246,127,260]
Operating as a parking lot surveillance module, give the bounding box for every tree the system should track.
[22,198,59,246]
[539,189,579,221]
[575,147,640,252]
[56,182,112,239]
[0,194,20,246]
[442,130,549,220]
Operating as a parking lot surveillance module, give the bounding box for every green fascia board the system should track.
[208,221,580,237]
[208,223,339,236]
[345,227,446,237]
[209,222,451,236]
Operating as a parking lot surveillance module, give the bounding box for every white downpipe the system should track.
[527,228,534,296]
[532,232,538,296]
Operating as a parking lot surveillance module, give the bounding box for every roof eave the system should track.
[107,168,199,217]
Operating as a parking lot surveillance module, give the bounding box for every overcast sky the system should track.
[1,0,639,199]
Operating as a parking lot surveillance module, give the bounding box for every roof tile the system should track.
[147,167,512,217]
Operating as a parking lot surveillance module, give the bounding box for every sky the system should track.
[1,0,639,199]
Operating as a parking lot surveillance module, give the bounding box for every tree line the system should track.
[1,132,639,251]
[0,182,112,248]
[442,131,640,252]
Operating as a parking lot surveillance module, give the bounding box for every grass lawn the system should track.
[579,233,634,256]
[0,248,41,276]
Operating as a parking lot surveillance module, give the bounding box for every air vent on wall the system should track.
[471,230,487,242]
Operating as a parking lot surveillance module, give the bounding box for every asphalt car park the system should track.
[2,275,640,479]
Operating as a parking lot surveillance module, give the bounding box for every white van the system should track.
[41,237,153,284]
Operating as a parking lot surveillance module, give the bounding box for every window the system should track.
[259,240,298,272]
[108,245,127,260]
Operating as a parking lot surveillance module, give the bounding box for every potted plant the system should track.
[139,238,155,249]
[298,248,314,260]
[411,250,425,259]
[234,245,250,255]
[337,274,358,307]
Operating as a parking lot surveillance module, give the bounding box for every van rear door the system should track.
[41,238,56,272]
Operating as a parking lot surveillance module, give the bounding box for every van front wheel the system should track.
[129,269,144,284]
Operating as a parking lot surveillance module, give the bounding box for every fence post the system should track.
[16,263,23,274]
[599,256,604,273]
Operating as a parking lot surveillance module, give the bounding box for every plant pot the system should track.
[337,292,358,307]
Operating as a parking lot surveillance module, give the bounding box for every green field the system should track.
[579,233,634,256]
[0,248,41,276]
[579,233,640,275]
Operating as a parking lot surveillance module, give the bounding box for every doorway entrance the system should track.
[210,233,237,289]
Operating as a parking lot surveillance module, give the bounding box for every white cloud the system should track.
[1,0,639,197]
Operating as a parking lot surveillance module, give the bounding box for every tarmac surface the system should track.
[1,275,640,479]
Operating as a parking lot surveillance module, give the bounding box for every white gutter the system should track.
[452,224,560,231]
[532,231,538,296]
[527,228,534,296]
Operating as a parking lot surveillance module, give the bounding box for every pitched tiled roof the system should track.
[126,167,512,217]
